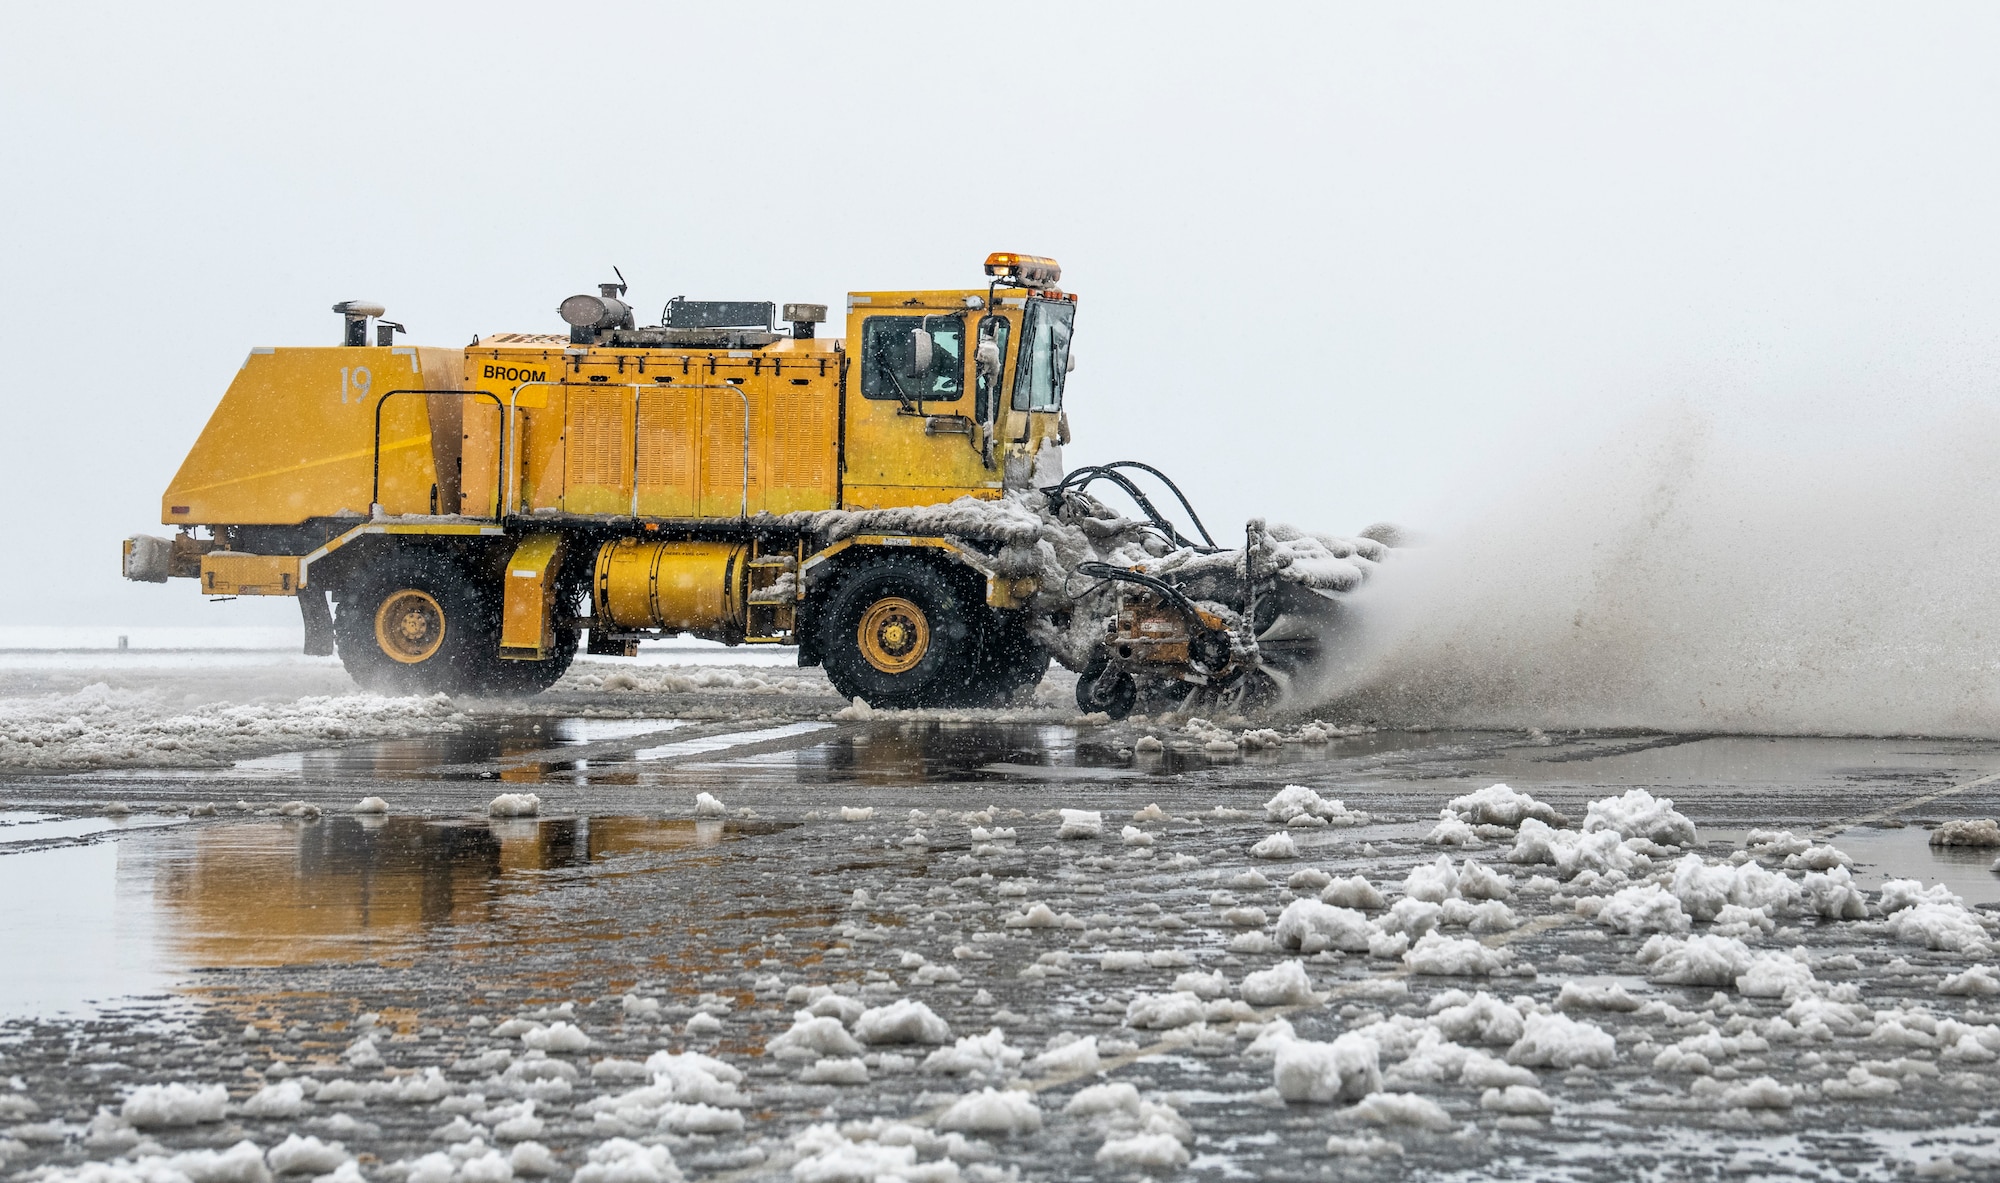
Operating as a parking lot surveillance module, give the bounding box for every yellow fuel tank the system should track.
[593,539,747,636]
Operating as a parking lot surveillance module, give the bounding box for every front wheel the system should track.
[817,555,983,709]
[1076,650,1138,720]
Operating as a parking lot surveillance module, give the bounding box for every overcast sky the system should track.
[4,2,1999,628]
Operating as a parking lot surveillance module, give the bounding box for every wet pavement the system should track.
[8,686,2000,1180]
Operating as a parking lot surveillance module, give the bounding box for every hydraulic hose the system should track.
[1042,461,1219,551]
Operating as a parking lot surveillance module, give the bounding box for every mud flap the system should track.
[300,587,335,656]
[500,533,564,660]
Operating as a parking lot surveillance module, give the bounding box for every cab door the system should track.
[840,302,1002,509]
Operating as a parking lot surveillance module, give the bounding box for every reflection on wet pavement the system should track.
[18,717,2000,1179]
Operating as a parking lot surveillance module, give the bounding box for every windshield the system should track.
[1011,299,1073,412]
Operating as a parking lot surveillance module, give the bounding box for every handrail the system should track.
[371,388,506,517]
[501,379,751,519]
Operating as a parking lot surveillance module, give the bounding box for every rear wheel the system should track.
[333,557,575,696]
[972,612,1050,705]
[817,555,983,708]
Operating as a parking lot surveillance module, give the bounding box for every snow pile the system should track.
[1435,784,1566,832]
[1638,934,1754,986]
[1249,832,1299,860]
[572,1138,682,1183]
[1590,882,1691,934]
[1506,1013,1617,1069]
[853,999,952,1045]
[1058,809,1103,839]
[1321,875,1387,910]
[264,1135,350,1176]
[1239,960,1319,1006]
[1667,854,1801,922]
[1403,933,1512,976]
[922,1028,1023,1078]
[1067,1083,1194,1168]
[1262,785,1365,826]
[935,1088,1042,1134]
[1273,1033,1382,1102]
[1341,1091,1453,1131]
[20,1139,274,1183]
[121,1083,228,1127]
[487,793,540,818]
[0,685,465,770]
[1274,899,1375,953]
[352,796,389,814]
[1931,819,2000,847]
[693,792,728,818]
[1508,819,1651,880]
[1581,789,1696,846]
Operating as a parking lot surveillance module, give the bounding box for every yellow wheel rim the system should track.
[857,596,929,674]
[374,589,446,664]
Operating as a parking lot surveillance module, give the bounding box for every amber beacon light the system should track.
[982,252,1062,289]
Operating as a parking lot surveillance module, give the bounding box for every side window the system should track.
[1011,299,1073,411]
[974,315,1011,424]
[860,315,964,402]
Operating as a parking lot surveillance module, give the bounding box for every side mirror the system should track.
[975,338,1001,377]
[1065,348,1077,374]
[905,327,933,378]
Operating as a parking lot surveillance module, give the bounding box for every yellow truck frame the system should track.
[125,254,1075,707]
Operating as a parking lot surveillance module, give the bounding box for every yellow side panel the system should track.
[164,346,456,525]
[764,376,839,513]
[635,386,699,517]
[562,385,630,514]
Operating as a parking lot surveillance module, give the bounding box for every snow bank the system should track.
[0,685,464,769]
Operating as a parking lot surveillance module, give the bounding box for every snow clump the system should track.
[1342,1091,1453,1131]
[1638,934,1754,986]
[572,1138,681,1183]
[1249,831,1299,860]
[1582,788,1696,846]
[1403,933,1512,976]
[487,793,541,818]
[1059,809,1104,839]
[852,999,952,1045]
[1262,785,1364,826]
[1240,960,1319,1006]
[935,1088,1042,1134]
[265,1135,350,1176]
[1439,784,1566,830]
[1273,1033,1382,1103]
[1506,1013,1617,1069]
[122,1083,228,1127]
[693,792,727,817]
[352,796,388,814]
[1931,819,2000,846]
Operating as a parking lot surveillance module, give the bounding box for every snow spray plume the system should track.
[1306,401,2000,737]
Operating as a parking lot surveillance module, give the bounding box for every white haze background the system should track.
[6,2,2000,734]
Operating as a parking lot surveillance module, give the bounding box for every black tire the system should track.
[332,556,576,696]
[1076,649,1138,720]
[816,554,984,709]
[971,611,1050,705]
